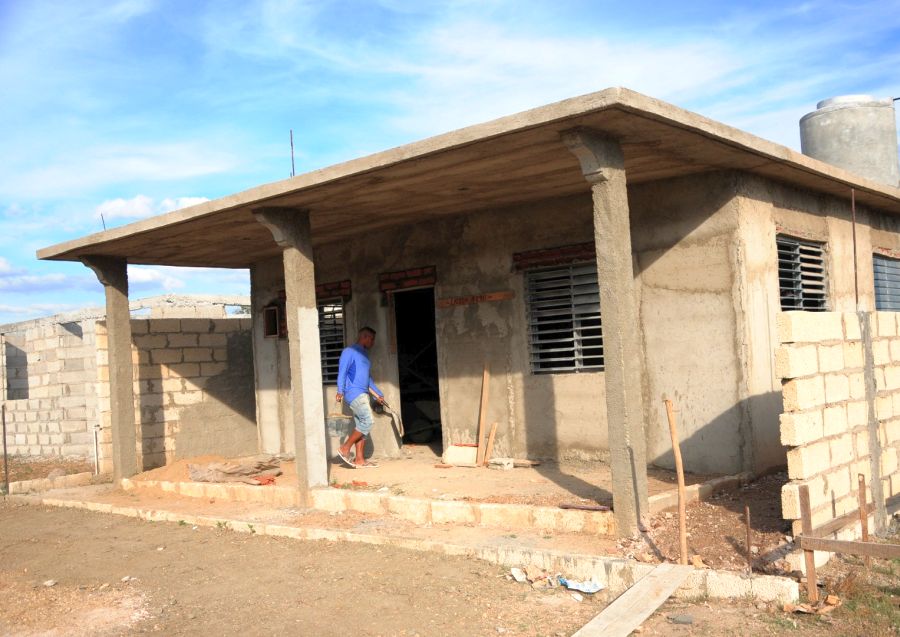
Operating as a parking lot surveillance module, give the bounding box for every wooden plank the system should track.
[858,474,871,569]
[799,536,900,560]
[799,484,819,603]
[475,365,489,466]
[664,399,688,565]
[483,422,498,467]
[572,563,693,637]
[808,502,875,538]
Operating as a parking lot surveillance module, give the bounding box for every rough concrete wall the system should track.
[777,311,895,572]
[0,318,100,459]
[629,172,748,474]
[733,175,895,472]
[250,259,294,454]
[96,318,257,471]
[255,194,606,461]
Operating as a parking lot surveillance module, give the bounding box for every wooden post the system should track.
[664,399,688,565]
[744,505,753,574]
[858,473,871,570]
[799,484,818,603]
[483,422,498,467]
[476,364,490,466]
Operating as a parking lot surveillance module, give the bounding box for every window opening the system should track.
[318,299,344,384]
[874,253,900,311]
[776,235,828,311]
[525,262,604,374]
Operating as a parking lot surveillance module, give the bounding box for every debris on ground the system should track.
[187,455,283,484]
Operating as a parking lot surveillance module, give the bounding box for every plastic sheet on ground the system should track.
[188,455,283,485]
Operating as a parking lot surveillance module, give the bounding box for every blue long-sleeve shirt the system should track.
[336,343,383,404]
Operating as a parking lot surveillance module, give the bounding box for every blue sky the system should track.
[1,0,898,325]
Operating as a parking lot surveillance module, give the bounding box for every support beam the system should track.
[254,207,328,505]
[562,128,649,537]
[81,256,137,481]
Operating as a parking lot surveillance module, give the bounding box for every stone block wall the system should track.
[95,317,257,471]
[0,317,100,459]
[778,311,898,566]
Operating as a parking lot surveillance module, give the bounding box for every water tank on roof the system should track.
[800,95,900,188]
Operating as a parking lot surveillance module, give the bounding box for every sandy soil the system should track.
[1,456,94,484]
[0,501,604,636]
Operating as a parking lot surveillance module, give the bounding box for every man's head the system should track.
[357,326,376,349]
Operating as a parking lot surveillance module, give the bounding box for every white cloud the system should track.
[94,195,209,221]
[0,302,84,319]
[128,266,187,291]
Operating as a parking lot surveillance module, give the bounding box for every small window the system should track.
[525,263,603,374]
[777,234,828,311]
[318,299,345,384]
[874,254,900,311]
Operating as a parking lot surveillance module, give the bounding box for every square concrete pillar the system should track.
[562,129,649,537]
[254,208,328,505]
[81,256,137,481]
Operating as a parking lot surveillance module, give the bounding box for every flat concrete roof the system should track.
[38,87,900,269]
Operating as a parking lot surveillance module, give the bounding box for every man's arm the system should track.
[335,348,351,402]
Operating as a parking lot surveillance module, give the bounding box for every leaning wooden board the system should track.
[572,563,693,637]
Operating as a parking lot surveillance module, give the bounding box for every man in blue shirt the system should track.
[334,326,384,468]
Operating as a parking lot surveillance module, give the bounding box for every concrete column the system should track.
[254,207,328,504]
[81,256,137,481]
[562,129,649,537]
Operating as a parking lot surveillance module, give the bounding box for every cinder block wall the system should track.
[95,317,257,472]
[777,311,898,568]
[0,318,100,458]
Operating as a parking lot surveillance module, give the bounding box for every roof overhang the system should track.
[38,87,900,269]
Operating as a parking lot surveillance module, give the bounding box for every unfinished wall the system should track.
[254,193,607,461]
[0,316,100,459]
[96,317,257,471]
[777,311,897,568]
[629,172,748,474]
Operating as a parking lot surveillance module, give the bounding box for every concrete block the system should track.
[167,334,199,348]
[200,362,227,377]
[822,404,847,436]
[878,394,894,421]
[137,364,164,379]
[344,491,386,515]
[848,372,866,400]
[213,320,241,333]
[882,449,899,476]
[184,348,213,363]
[787,440,830,479]
[149,319,181,333]
[212,348,229,362]
[198,334,227,348]
[386,496,431,525]
[886,365,900,391]
[774,345,818,379]
[825,467,852,501]
[874,340,891,366]
[824,374,850,404]
[884,418,900,444]
[151,349,182,365]
[431,500,477,525]
[779,411,824,447]
[817,344,845,374]
[890,340,900,364]
[875,368,886,392]
[829,433,854,466]
[877,312,898,337]
[478,503,533,529]
[555,510,588,533]
[778,311,843,344]
[167,363,201,379]
[310,487,347,512]
[134,334,167,349]
[130,320,149,335]
[181,318,213,333]
[846,400,868,428]
[782,376,825,411]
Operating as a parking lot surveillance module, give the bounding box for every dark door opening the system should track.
[393,287,442,447]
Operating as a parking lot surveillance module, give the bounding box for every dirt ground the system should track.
[1,502,898,636]
[1,455,94,484]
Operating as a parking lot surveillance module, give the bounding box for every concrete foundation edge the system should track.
[6,493,799,604]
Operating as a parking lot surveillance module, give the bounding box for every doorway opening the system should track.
[393,287,442,448]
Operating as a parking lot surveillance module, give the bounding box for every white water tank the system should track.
[800,95,900,187]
